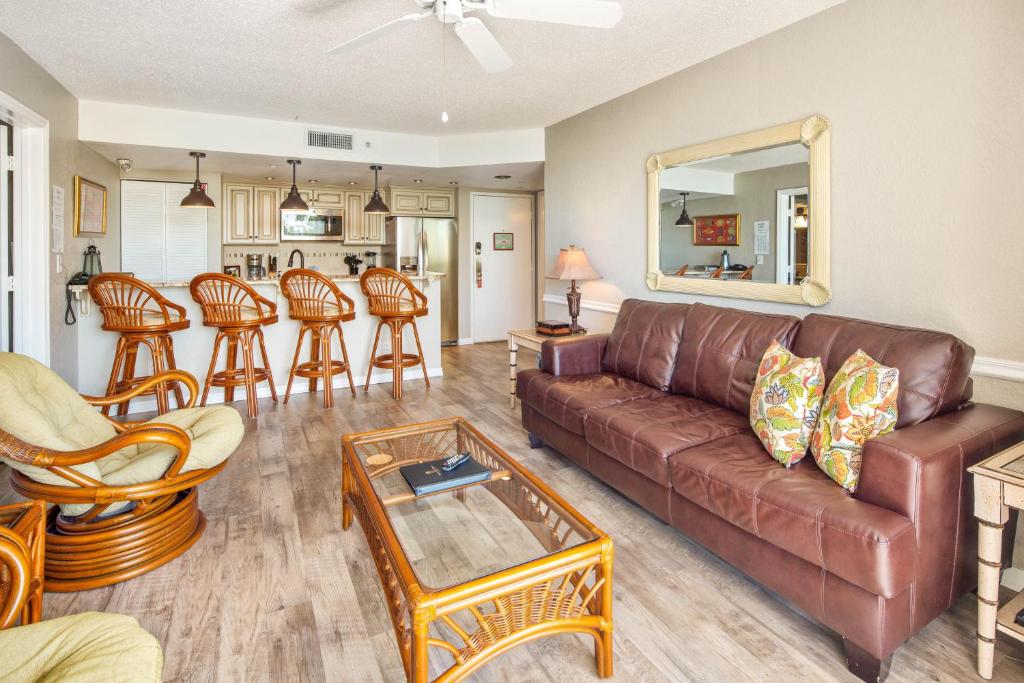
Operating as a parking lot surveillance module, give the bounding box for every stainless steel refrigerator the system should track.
[382,217,459,344]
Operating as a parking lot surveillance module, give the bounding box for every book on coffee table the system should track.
[400,456,492,496]
[536,320,572,336]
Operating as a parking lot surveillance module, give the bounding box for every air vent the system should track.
[305,129,354,151]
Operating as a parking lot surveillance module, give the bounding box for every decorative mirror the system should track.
[646,115,831,305]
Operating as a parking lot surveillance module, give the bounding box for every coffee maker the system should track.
[246,254,266,280]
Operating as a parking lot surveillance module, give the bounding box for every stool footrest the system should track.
[211,367,273,386]
[370,352,423,370]
[294,360,348,378]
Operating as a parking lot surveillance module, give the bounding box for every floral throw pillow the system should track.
[749,341,825,467]
[811,350,899,492]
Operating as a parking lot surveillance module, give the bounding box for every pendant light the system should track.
[181,152,216,208]
[674,192,693,227]
[364,165,390,214]
[280,159,310,212]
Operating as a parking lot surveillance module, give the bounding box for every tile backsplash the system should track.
[223,245,381,277]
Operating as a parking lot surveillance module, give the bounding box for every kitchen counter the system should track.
[70,273,446,412]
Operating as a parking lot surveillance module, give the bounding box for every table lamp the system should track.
[548,245,601,334]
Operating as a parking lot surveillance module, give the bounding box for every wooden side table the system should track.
[508,329,547,408]
[970,442,1024,679]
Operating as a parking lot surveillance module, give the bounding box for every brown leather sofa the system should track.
[517,300,1024,682]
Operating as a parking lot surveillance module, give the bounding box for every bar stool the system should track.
[88,273,190,416]
[279,269,357,408]
[360,268,430,400]
[189,274,278,418]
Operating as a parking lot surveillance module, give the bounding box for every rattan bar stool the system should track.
[359,268,430,400]
[280,269,357,408]
[88,273,190,416]
[189,274,279,418]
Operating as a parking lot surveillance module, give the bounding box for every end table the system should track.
[969,442,1024,679]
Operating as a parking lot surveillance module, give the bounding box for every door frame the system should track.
[469,191,536,343]
[0,88,50,364]
[776,186,808,286]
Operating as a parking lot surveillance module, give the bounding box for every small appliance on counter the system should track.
[363,251,378,269]
[246,253,266,280]
[268,256,278,277]
[343,252,364,276]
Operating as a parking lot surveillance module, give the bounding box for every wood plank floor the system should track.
[4,342,1024,682]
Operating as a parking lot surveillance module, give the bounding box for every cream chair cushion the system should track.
[0,612,162,682]
[0,353,243,516]
[99,407,243,486]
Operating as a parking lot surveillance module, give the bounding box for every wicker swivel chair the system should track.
[0,352,243,592]
[360,268,430,400]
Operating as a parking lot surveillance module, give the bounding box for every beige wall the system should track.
[0,32,120,386]
[544,0,1024,411]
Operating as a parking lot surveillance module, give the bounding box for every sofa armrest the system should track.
[856,404,1024,520]
[540,334,609,376]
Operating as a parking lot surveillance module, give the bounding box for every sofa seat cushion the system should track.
[670,433,917,597]
[516,369,660,434]
[99,406,244,487]
[585,395,749,486]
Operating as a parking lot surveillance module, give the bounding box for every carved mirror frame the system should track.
[646,115,831,306]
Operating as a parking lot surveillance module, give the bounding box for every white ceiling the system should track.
[0,0,846,136]
[684,142,808,173]
[88,142,545,190]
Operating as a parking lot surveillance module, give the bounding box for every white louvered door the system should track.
[121,180,208,282]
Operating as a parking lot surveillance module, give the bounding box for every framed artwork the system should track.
[693,214,740,246]
[73,176,108,237]
[223,265,241,277]
[493,232,514,251]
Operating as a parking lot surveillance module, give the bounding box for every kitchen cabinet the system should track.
[388,187,456,217]
[343,191,386,245]
[313,189,344,208]
[223,184,254,244]
[252,186,281,243]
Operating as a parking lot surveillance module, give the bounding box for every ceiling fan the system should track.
[327,0,624,73]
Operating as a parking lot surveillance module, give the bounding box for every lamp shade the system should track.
[181,151,215,208]
[548,245,601,281]
[364,164,390,214]
[280,159,310,212]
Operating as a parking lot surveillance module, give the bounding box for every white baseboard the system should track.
[123,367,444,415]
[1003,567,1024,591]
[457,337,474,345]
[541,294,1024,384]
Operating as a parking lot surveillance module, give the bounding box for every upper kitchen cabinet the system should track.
[313,189,344,208]
[223,184,280,244]
[388,187,456,217]
[223,184,254,244]
[344,191,386,245]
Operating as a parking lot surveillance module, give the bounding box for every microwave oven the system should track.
[280,208,344,241]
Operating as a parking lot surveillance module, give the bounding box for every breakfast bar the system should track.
[69,272,446,413]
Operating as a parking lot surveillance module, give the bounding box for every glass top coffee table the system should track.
[341,417,613,683]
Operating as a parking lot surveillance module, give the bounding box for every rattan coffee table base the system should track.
[341,418,613,683]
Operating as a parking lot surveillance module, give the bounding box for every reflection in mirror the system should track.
[658,142,809,285]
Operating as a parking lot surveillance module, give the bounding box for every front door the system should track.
[471,193,534,342]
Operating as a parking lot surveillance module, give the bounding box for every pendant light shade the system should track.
[280,159,310,212]
[181,152,215,208]
[364,165,390,214]
[674,192,693,227]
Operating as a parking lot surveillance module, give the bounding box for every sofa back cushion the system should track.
[602,299,690,390]
[670,303,800,413]
[792,313,975,428]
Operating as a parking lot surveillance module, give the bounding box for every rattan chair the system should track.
[190,274,279,418]
[280,269,357,408]
[0,500,44,628]
[88,273,190,416]
[0,352,242,592]
[359,268,430,400]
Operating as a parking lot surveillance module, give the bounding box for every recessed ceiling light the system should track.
[449,181,459,185]
[308,179,319,183]
[265,176,275,181]
[348,181,358,185]
[494,175,511,180]
[413,179,423,184]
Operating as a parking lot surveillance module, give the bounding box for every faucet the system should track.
[287,248,305,269]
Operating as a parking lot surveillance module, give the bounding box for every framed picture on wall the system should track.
[693,214,740,246]
[493,232,514,250]
[73,176,108,237]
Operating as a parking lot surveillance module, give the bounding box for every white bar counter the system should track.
[69,272,446,414]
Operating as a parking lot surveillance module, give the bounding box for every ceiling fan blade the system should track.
[327,10,432,54]
[486,0,622,28]
[454,18,513,74]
